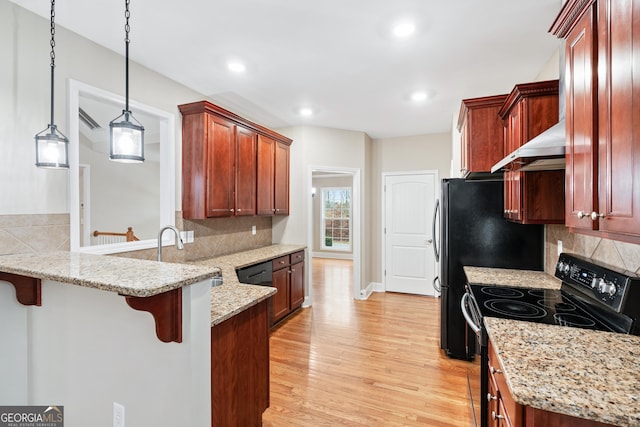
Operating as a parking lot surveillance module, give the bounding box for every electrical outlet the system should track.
[252,225,256,236]
[113,402,125,427]
[557,240,563,256]
[187,230,194,243]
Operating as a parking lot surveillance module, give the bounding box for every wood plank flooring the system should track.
[263,258,479,426]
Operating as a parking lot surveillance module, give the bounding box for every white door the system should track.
[384,173,437,296]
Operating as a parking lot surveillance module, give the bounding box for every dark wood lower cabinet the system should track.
[270,251,305,327]
[211,299,269,426]
[488,339,614,427]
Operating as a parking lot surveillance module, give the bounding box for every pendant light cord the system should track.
[49,0,56,128]
[124,0,130,113]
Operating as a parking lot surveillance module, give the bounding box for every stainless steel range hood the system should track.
[491,119,566,173]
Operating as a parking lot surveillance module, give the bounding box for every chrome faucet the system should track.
[157,225,185,262]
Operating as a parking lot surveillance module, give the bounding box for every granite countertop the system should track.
[0,251,218,297]
[485,317,640,426]
[464,266,561,290]
[191,244,306,326]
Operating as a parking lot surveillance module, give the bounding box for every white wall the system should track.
[79,142,160,242]
[370,133,451,283]
[0,1,204,216]
[1,279,212,427]
[273,126,371,290]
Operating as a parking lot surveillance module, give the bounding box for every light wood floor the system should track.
[263,258,479,427]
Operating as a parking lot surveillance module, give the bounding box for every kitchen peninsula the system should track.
[0,251,217,426]
[0,245,304,427]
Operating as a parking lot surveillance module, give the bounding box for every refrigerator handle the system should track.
[432,198,440,262]
[432,276,441,292]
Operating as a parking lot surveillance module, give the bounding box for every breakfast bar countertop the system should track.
[485,317,640,427]
[0,251,218,297]
[464,266,561,290]
[191,244,306,326]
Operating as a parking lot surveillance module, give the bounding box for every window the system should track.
[321,187,351,251]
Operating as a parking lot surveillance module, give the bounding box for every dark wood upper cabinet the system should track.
[552,0,640,243]
[274,141,290,216]
[235,125,257,216]
[206,114,235,217]
[457,94,509,176]
[179,101,292,219]
[499,80,565,224]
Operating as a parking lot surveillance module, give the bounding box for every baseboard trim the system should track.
[311,252,353,260]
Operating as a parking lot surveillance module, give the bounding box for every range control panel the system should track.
[555,253,639,313]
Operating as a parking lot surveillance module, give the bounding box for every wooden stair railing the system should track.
[93,226,140,244]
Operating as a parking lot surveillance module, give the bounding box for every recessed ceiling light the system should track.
[393,22,416,38]
[411,91,428,101]
[299,108,313,116]
[227,62,246,73]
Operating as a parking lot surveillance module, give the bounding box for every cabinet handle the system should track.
[590,211,604,221]
[487,393,498,402]
[490,366,502,375]
[577,211,585,219]
[491,411,505,420]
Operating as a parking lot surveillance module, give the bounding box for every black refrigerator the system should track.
[438,178,544,360]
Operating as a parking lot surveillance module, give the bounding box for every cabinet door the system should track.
[257,135,275,215]
[211,300,269,426]
[290,260,304,309]
[597,0,640,235]
[504,105,523,221]
[274,141,290,215]
[271,268,290,323]
[206,114,235,217]
[235,126,257,216]
[565,6,598,231]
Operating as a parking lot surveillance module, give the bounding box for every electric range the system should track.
[462,253,640,427]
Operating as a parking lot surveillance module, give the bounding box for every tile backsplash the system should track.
[545,225,640,275]
[0,214,69,254]
[116,213,272,262]
[0,213,271,262]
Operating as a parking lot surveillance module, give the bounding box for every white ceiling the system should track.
[14,0,562,139]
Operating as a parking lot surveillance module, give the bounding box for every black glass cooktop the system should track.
[468,284,619,332]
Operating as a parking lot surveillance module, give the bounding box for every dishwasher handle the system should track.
[461,293,481,336]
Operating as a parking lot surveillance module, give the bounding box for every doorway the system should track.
[382,171,438,296]
[307,166,361,305]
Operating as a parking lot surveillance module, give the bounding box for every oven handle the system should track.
[461,293,481,335]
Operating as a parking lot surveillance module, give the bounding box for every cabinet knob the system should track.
[491,411,505,421]
[237,209,242,213]
[291,268,295,273]
[577,210,585,219]
[487,393,498,402]
[276,209,280,212]
[590,211,604,221]
[229,209,234,212]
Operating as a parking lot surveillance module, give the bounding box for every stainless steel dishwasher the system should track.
[236,261,273,287]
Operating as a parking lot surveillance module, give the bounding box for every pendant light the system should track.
[35,0,69,169]
[109,0,144,163]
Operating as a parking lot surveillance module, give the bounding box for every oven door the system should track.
[461,291,482,340]
[462,288,485,427]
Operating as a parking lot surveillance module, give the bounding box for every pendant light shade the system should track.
[109,110,144,162]
[35,125,69,168]
[109,0,144,163]
[35,0,69,169]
